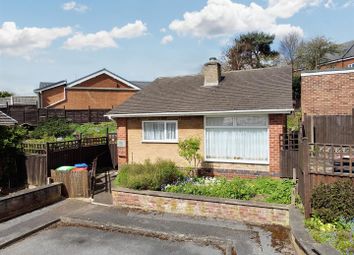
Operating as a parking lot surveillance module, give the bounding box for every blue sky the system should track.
[0,0,353,95]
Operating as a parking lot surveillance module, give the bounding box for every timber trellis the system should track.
[1,105,111,125]
[22,134,117,186]
[280,132,354,218]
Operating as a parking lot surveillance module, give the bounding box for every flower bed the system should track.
[163,177,294,205]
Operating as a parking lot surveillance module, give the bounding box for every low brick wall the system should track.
[112,188,289,226]
[0,183,62,222]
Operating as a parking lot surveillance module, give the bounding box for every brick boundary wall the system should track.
[112,188,289,227]
[198,168,281,179]
[0,183,62,222]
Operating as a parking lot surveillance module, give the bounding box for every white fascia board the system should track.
[35,81,67,93]
[301,69,354,77]
[67,70,141,90]
[105,109,294,118]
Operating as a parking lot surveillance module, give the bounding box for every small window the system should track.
[142,121,178,142]
[348,63,354,68]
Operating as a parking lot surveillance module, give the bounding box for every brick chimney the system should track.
[203,57,221,86]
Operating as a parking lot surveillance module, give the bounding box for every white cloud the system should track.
[169,0,332,39]
[62,1,88,13]
[0,21,72,57]
[161,35,173,45]
[343,0,354,7]
[160,28,167,33]
[63,20,147,50]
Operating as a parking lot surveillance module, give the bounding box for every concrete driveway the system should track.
[0,199,294,255]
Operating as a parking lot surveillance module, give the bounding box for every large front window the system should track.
[142,120,178,142]
[205,115,269,163]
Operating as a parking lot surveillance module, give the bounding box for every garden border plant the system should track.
[304,180,354,254]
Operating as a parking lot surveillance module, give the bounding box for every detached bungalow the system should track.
[107,59,293,178]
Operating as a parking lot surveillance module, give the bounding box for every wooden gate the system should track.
[280,132,299,178]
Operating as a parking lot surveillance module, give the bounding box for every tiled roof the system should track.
[34,80,67,92]
[0,111,17,126]
[108,66,293,116]
[130,81,151,89]
[321,40,354,64]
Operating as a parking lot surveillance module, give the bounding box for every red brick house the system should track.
[34,69,149,109]
[319,40,354,70]
[107,59,293,178]
[301,69,354,116]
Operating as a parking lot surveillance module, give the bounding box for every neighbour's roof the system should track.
[130,81,151,89]
[34,69,148,93]
[321,40,354,64]
[0,111,17,126]
[34,80,67,93]
[107,66,293,117]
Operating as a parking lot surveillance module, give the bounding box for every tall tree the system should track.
[0,91,13,98]
[279,32,302,69]
[296,36,338,70]
[223,32,279,70]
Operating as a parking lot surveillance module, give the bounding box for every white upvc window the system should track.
[348,63,354,68]
[142,120,178,143]
[204,115,269,164]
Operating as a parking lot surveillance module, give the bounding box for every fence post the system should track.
[352,108,354,142]
[291,167,297,205]
[302,137,311,218]
[88,107,91,123]
[45,142,50,176]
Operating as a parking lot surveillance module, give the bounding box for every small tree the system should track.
[178,137,202,177]
[0,91,13,98]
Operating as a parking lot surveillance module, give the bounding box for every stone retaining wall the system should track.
[0,183,62,222]
[112,188,289,226]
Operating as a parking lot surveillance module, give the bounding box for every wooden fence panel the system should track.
[3,105,110,125]
[25,155,47,186]
[304,113,353,144]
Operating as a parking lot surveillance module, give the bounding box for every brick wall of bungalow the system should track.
[41,74,137,109]
[116,114,286,177]
[301,71,354,116]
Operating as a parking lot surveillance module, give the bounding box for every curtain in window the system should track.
[144,122,165,140]
[166,122,177,140]
[205,128,268,162]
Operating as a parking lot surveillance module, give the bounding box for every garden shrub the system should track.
[311,180,354,223]
[0,126,27,188]
[178,137,202,177]
[31,117,74,138]
[115,159,184,191]
[164,177,294,204]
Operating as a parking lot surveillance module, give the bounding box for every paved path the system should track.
[0,199,294,255]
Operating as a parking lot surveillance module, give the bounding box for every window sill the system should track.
[204,159,269,165]
[141,140,178,144]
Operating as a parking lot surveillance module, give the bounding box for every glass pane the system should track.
[205,128,268,161]
[206,117,234,127]
[144,122,165,140]
[236,116,267,126]
[166,122,177,140]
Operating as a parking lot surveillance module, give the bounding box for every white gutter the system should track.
[106,108,294,118]
[301,69,354,77]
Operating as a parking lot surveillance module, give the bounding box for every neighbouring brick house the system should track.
[107,59,293,178]
[301,69,354,116]
[34,69,149,109]
[319,40,354,70]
